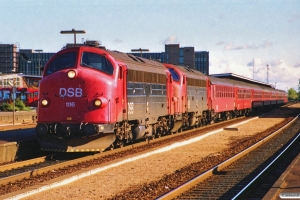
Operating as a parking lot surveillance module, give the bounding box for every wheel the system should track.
[110,144,114,151]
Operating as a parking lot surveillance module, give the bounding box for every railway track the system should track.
[157,114,300,200]
[0,153,94,186]
[0,105,299,199]
[0,115,250,197]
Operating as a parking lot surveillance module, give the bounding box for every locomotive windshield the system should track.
[45,52,77,76]
[81,52,114,75]
[168,68,180,82]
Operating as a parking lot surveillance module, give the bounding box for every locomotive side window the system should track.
[46,52,77,76]
[168,68,180,82]
[81,52,114,75]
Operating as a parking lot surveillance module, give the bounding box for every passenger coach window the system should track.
[81,52,114,75]
[168,68,180,82]
[46,52,77,75]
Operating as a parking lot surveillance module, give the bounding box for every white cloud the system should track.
[113,39,122,43]
[223,41,273,51]
[209,57,299,91]
[161,36,179,44]
[216,41,225,46]
[288,15,300,23]
[269,59,283,66]
[294,62,300,68]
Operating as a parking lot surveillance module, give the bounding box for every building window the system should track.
[179,57,184,65]
[179,48,184,57]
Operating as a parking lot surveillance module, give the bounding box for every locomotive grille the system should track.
[128,70,166,84]
[187,78,206,87]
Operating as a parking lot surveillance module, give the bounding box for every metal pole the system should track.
[35,49,43,75]
[60,29,86,47]
[38,53,40,75]
[267,64,269,84]
[12,78,16,125]
[131,48,149,57]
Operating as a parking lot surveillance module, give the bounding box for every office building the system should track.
[131,44,209,75]
[19,49,55,76]
[0,44,18,73]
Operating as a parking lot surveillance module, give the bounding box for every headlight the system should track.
[41,99,49,107]
[93,97,108,108]
[67,70,76,79]
[94,99,102,107]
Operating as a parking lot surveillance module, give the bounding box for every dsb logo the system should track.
[59,88,83,97]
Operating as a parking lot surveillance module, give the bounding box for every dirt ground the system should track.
[21,116,287,200]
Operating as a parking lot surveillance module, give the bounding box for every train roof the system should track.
[170,65,206,80]
[107,51,166,74]
[210,73,275,88]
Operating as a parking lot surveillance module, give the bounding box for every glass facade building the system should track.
[131,44,209,75]
[195,51,209,75]
[18,50,55,76]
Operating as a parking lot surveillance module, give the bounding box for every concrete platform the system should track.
[0,127,40,163]
[0,110,37,125]
[263,153,300,199]
[0,111,40,163]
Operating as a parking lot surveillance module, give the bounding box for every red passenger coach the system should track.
[208,76,236,120]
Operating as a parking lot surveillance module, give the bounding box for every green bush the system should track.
[0,98,32,111]
[15,99,26,110]
[0,102,13,111]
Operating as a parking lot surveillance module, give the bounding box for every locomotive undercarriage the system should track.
[36,107,254,152]
[36,122,116,152]
[111,116,171,149]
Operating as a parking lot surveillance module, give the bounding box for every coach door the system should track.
[117,64,127,122]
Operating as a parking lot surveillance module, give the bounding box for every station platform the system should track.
[0,110,37,125]
[264,153,300,199]
[0,111,39,164]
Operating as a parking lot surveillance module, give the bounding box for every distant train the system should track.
[0,74,40,107]
[35,46,287,152]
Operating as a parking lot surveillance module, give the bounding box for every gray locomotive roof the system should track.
[107,51,166,74]
[172,65,206,80]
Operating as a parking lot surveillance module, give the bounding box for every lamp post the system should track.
[8,78,16,125]
[131,48,149,57]
[60,29,86,47]
[35,49,43,75]
[266,64,269,84]
[12,78,16,125]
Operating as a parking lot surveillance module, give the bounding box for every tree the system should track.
[288,88,298,100]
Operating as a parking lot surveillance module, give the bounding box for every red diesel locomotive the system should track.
[36,46,287,152]
[36,46,175,151]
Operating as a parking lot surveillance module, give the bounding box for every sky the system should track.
[1,0,299,91]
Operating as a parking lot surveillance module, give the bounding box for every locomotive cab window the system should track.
[81,52,114,75]
[46,52,77,76]
[168,68,180,82]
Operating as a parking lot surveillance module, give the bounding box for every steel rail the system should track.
[0,156,48,172]
[232,131,300,200]
[156,114,300,200]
